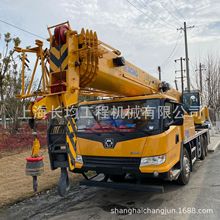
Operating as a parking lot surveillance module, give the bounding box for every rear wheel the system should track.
[204,135,208,156]
[199,136,206,160]
[177,148,191,185]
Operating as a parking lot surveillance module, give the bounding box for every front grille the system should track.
[82,156,141,168]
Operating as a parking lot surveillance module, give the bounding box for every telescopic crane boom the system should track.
[15,22,180,119]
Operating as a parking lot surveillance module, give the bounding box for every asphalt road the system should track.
[1,147,220,220]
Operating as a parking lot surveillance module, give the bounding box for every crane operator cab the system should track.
[182,90,209,128]
[182,90,201,113]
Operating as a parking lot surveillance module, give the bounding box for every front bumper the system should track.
[80,156,140,175]
[73,156,172,180]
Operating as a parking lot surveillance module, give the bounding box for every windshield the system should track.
[77,99,161,133]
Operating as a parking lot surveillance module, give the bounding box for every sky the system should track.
[0,0,220,89]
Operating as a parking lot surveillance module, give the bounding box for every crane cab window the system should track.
[183,91,201,112]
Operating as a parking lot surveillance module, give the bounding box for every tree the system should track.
[0,32,21,129]
[193,55,220,121]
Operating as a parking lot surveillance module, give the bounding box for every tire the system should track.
[109,174,126,182]
[199,136,206,160]
[204,135,208,156]
[177,148,191,185]
[197,138,202,159]
[58,168,70,197]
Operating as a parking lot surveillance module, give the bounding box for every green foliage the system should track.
[0,32,24,132]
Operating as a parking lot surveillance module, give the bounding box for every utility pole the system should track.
[199,63,206,93]
[175,57,186,94]
[158,66,161,81]
[177,22,194,92]
[195,63,206,104]
[180,57,184,93]
[174,79,178,91]
[183,22,190,91]
[199,63,202,93]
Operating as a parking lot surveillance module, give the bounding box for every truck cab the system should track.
[73,94,189,182]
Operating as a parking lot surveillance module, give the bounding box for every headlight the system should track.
[75,155,83,164]
[140,155,166,167]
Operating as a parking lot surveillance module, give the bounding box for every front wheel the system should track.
[177,148,191,185]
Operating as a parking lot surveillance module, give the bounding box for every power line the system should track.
[160,31,183,67]
[169,0,185,21]
[135,0,163,25]
[126,0,176,30]
[125,0,157,26]
[137,0,177,29]
[158,1,182,26]
[0,19,46,40]
[126,0,157,24]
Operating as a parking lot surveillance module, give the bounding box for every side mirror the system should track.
[173,104,184,126]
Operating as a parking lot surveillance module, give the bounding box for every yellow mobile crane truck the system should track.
[15,22,209,196]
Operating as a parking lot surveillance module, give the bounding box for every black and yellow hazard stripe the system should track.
[66,116,77,170]
[50,44,68,72]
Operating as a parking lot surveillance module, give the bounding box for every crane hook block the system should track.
[26,156,44,176]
